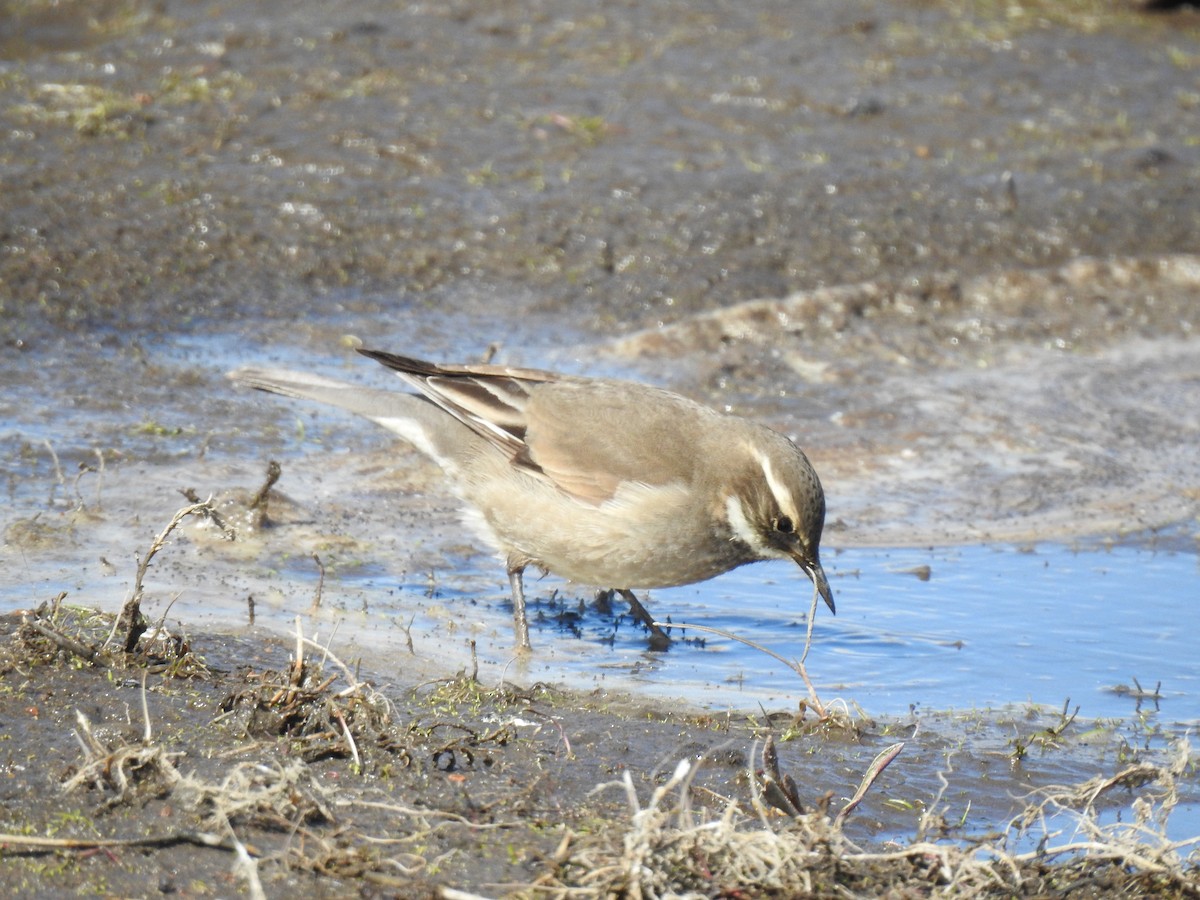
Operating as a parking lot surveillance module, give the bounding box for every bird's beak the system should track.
[792,551,835,615]
[811,560,835,615]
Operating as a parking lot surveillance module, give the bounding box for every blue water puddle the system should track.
[249,536,1198,732]
[458,541,1195,727]
[817,542,1197,722]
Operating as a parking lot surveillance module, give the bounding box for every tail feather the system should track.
[228,365,486,471]
[228,366,427,422]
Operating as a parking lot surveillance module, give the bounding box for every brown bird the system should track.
[230,350,834,651]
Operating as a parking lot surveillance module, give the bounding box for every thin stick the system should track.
[285,616,306,704]
[248,460,281,517]
[799,579,820,667]
[109,500,218,652]
[308,553,325,614]
[42,438,65,506]
[333,708,361,770]
[298,636,366,692]
[148,591,184,646]
[401,614,416,654]
[349,799,514,829]
[92,447,105,507]
[219,814,267,900]
[140,670,153,743]
[21,618,105,667]
[835,741,905,826]
[652,620,826,717]
[0,831,230,851]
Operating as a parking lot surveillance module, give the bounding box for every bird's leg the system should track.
[507,565,532,652]
[617,589,671,651]
[592,589,615,615]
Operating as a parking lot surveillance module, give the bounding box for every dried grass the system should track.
[537,737,1199,898]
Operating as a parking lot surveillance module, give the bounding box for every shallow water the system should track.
[541,541,1199,721]
[186,536,1195,726]
[1,327,1196,729]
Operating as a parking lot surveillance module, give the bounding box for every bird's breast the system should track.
[464,472,754,589]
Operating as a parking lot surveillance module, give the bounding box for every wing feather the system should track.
[358,349,712,506]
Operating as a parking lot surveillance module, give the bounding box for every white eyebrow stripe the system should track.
[753,448,798,523]
[725,495,769,554]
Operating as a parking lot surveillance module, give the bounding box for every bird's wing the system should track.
[359,349,707,506]
[358,349,555,453]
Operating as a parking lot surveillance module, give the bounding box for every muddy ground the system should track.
[2,0,1200,896]
[0,595,1195,898]
[3,0,1199,344]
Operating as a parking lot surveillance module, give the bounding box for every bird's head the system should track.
[722,431,834,614]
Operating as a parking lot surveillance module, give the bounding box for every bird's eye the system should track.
[773,515,794,534]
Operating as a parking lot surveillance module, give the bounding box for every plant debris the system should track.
[0,597,1196,898]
